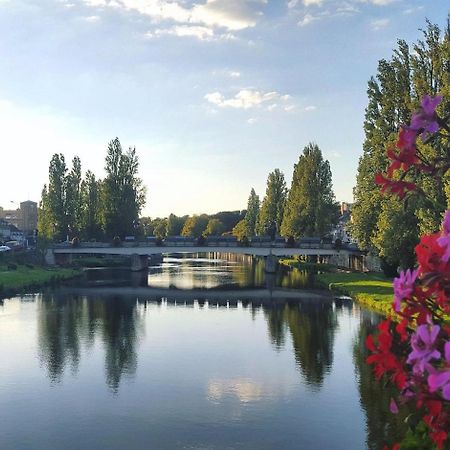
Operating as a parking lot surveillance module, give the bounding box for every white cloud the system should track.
[84,15,101,21]
[146,25,235,41]
[303,0,323,6]
[287,0,299,8]
[403,5,424,14]
[204,89,291,110]
[228,71,241,78]
[81,0,267,32]
[369,0,395,5]
[298,13,319,26]
[247,117,257,124]
[370,17,389,30]
[304,105,317,111]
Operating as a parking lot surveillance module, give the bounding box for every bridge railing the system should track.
[51,239,349,251]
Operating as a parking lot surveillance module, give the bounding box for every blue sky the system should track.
[0,0,447,217]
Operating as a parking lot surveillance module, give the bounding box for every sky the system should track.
[0,0,448,218]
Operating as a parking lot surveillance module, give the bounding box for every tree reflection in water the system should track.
[37,292,143,392]
[263,300,338,389]
[352,313,410,450]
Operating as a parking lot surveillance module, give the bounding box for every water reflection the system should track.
[264,301,339,388]
[38,292,143,391]
[353,314,409,450]
[147,253,315,290]
[0,255,409,449]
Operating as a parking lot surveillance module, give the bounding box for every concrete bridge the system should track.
[45,241,363,272]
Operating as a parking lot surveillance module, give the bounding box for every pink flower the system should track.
[389,398,399,414]
[437,210,450,262]
[428,342,450,400]
[393,268,418,312]
[410,95,442,139]
[407,324,441,374]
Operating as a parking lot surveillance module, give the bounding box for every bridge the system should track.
[45,241,363,272]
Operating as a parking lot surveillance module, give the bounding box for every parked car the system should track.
[0,245,11,252]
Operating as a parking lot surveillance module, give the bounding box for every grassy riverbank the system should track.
[316,272,394,315]
[0,264,81,298]
[279,258,394,316]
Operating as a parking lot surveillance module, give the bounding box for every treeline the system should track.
[352,18,450,269]
[234,142,339,240]
[38,138,146,241]
[141,143,338,241]
[139,211,245,239]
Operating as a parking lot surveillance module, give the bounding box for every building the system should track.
[0,200,38,234]
[19,201,38,234]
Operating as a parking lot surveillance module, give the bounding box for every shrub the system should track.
[112,236,121,247]
[7,263,17,271]
[71,237,80,247]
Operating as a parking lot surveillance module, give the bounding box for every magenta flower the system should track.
[437,210,450,262]
[428,342,450,400]
[410,94,442,139]
[389,398,399,414]
[407,324,441,374]
[393,268,418,312]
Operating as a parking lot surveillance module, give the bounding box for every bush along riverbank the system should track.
[0,263,82,299]
[279,258,394,316]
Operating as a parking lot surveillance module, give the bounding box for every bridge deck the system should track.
[50,244,358,257]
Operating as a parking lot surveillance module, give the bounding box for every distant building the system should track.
[0,200,38,234]
[20,201,38,234]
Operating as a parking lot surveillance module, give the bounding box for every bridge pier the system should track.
[264,254,278,273]
[131,254,149,272]
[45,249,56,266]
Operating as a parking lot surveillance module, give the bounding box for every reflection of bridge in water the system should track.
[46,242,363,272]
[56,286,335,306]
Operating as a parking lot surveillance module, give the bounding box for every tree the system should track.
[244,188,260,237]
[352,20,450,266]
[256,169,287,236]
[80,171,102,240]
[181,214,208,237]
[65,156,83,237]
[211,211,245,233]
[46,153,68,241]
[204,218,225,236]
[232,219,250,241]
[102,138,146,238]
[281,143,338,238]
[166,213,188,236]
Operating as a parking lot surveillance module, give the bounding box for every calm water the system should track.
[0,254,405,450]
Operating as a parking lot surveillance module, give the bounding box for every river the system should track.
[0,254,406,449]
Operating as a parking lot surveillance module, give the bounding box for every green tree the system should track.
[102,138,146,238]
[352,20,450,268]
[256,169,287,237]
[181,214,208,238]
[232,219,250,241]
[80,171,102,240]
[166,213,188,236]
[65,156,83,237]
[204,218,225,236]
[281,143,338,238]
[244,188,260,237]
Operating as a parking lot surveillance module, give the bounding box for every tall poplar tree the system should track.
[102,138,146,238]
[352,19,450,268]
[256,169,287,237]
[281,143,338,238]
[244,188,260,237]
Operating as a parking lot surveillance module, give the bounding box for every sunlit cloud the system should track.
[146,25,235,41]
[204,89,292,110]
[80,0,267,32]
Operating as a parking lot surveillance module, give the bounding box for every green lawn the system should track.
[0,265,81,296]
[316,272,394,315]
